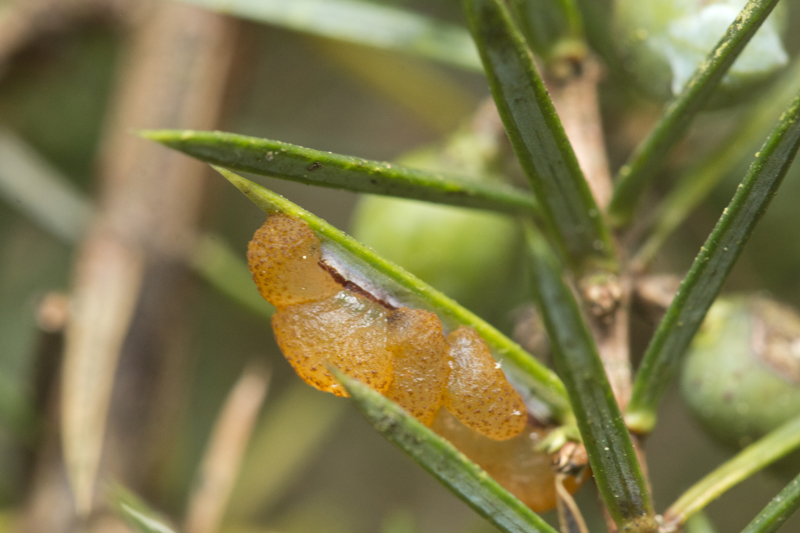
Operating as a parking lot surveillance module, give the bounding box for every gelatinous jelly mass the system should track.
[444,327,527,441]
[272,290,393,397]
[432,409,583,513]
[247,215,586,512]
[248,216,527,438]
[247,214,341,306]
[385,308,449,426]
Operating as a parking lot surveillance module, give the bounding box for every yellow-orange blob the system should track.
[272,290,393,396]
[247,216,528,437]
[432,409,584,513]
[245,215,586,513]
[385,308,449,426]
[444,327,527,441]
[247,214,341,306]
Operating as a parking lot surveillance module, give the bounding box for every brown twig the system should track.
[546,58,613,210]
[556,472,590,533]
[59,0,240,518]
[185,363,270,533]
[21,292,133,533]
[21,413,77,533]
[20,300,71,533]
[579,272,632,409]
[62,231,146,515]
[633,274,681,325]
[546,53,652,532]
[546,56,633,409]
[0,0,132,75]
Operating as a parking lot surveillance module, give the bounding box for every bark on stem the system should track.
[60,1,239,517]
[545,58,612,210]
[0,0,132,74]
[545,56,633,409]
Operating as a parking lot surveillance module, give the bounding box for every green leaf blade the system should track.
[463,0,615,273]
[685,512,719,533]
[608,0,782,226]
[109,485,178,533]
[633,59,800,270]
[171,0,482,71]
[333,369,559,533]
[741,473,800,533]
[523,224,655,532]
[143,130,539,216]
[627,88,800,434]
[509,0,586,61]
[216,167,572,421]
[665,414,800,526]
[0,127,92,243]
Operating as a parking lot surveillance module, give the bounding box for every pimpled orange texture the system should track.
[444,326,527,441]
[431,409,583,513]
[246,215,529,438]
[385,308,449,426]
[247,214,341,307]
[272,290,393,397]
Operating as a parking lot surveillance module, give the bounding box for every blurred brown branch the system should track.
[185,363,270,533]
[0,0,132,76]
[16,0,242,528]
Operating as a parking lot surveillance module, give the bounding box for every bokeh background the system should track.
[1,0,800,531]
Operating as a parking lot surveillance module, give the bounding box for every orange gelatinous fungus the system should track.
[247,214,341,307]
[385,307,450,426]
[247,215,528,438]
[444,326,527,441]
[245,215,586,514]
[431,409,584,513]
[272,290,393,396]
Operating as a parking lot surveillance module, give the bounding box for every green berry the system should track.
[614,0,788,105]
[352,195,518,316]
[681,296,800,463]
[351,126,520,318]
